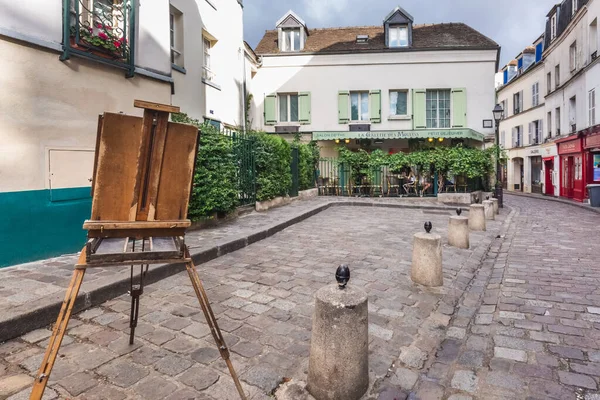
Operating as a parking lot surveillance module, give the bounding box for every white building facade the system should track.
[250,8,500,158]
[498,0,600,201]
[0,0,245,266]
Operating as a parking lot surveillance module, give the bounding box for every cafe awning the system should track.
[312,129,486,142]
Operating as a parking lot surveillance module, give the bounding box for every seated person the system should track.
[420,175,432,196]
[403,170,416,194]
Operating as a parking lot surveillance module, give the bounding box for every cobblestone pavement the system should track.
[0,196,441,335]
[417,194,600,400]
[0,204,501,399]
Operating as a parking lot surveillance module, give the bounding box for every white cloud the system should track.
[302,0,350,25]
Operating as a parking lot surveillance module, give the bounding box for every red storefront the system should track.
[584,127,600,188]
[557,134,587,202]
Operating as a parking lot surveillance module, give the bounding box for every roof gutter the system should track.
[257,46,501,57]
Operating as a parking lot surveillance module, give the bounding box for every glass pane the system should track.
[351,93,359,121]
[285,31,291,51]
[390,27,399,47]
[279,95,288,122]
[361,92,369,121]
[293,29,301,51]
[399,27,408,46]
[389,92,398,115]
[290,95,299,122]
[398,91,407,115]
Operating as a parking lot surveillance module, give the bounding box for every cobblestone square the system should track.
[1,195,599,399]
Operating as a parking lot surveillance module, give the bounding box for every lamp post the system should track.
[493,104,505,208]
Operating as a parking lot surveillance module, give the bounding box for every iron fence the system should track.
[316,158,486,197]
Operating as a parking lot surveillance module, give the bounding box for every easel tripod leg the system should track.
[30,250,87,400]
[185,253,247,400]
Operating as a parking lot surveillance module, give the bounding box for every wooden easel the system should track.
[30,101,247,400]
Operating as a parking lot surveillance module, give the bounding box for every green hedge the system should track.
[298,142,319,191]
[172,113,238,220]
[250,131,292,202]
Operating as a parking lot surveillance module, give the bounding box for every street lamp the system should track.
[493,104,504,208]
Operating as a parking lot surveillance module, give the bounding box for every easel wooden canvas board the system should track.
[29,101,247,400]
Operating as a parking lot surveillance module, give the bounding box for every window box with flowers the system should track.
[62,0,135,77]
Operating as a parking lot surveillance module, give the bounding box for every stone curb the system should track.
[505,191,600,214]
[0,200,464,343]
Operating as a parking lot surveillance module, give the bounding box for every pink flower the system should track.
[113,40,121,48]
[119,37,127,44]
[98,32,108,40]
[96,22,103,28]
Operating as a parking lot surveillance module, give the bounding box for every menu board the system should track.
[595,154,600,181]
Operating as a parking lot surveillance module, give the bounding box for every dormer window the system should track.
[282,28,301,51]
[551,14,557,39]
[384,6,413,48]
[389,25,408,47]
[276,10,308,53]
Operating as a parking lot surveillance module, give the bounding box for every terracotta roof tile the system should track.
[254,23,498,55]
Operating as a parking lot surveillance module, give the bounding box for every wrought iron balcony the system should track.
[61,0,135,77]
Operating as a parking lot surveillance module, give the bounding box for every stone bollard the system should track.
[448,210,469,249]
[491,198,499,215]
[483,200,495,220]
[307,265,369,400]
[468,204,486,231]
[411,222,443,287]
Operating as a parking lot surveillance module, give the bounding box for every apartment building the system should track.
[250,7,500,157]
[0,0,245,266]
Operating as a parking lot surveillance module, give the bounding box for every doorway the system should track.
[544,158,554,196]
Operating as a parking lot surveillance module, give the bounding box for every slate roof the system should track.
[254,23,499,55]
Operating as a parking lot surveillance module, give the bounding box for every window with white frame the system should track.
[282,28,301,51]
[500,131,505,147]
[170,6,184,68]
[279,93,299,122]
[532,82,539,107]
[556,107,561,135]
[572,0,578,15]
[426,90,451,128]
[350,92,369,121]
[389,25,409,47]
[589,89,596,126]
[547,111,552,137]
[389,90,408,116]
[513,91,523,114]
[570,41,578,71]
[555,64,560,87]
[547,72,552,94]
[202,37,214,81]
[551,14,557,40]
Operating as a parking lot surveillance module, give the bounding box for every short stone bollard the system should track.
[491,198,499,215]
[468,204,486,231]
[448,210,469,249]
[307,265,369,400]
[483,200,495,221]
[411,222,443,287]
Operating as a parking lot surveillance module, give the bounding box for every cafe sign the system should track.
[312,129,485,142]
[558,139,582,154]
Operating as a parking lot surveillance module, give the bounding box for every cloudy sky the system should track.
[244,0,557,68]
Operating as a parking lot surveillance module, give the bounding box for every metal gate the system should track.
[230,132,256,206]
[290,147,299,197]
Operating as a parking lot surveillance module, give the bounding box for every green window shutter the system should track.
[299,92,311,124]
[264,93,277,125]
[338,91,350,124]
[451,88,467,128]
[370,90,381,123]
[413,89,426,129]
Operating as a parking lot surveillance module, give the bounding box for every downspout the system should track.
[242,46,247,133]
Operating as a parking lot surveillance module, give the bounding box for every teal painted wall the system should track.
[0,188,92,267]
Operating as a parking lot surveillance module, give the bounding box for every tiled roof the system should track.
[254,23,498,55]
